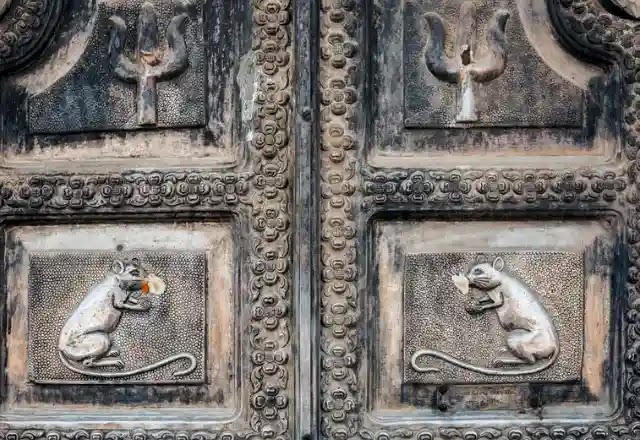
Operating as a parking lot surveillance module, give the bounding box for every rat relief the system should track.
[410,257,560,376]
[58,258,197,379]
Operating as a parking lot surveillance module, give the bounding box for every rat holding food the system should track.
[411,257,559,376]
[58,258,196,379]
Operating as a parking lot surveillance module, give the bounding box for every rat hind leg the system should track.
[493,330,536,366]
[60,332,112,363]
[503,329,557,365]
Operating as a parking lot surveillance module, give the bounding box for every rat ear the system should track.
[111,260,125,274]
[492,257,505,272]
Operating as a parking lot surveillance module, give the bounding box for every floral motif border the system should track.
[361,168,627,209]
[319,0,361,439]
[0,430,245,440]
[320,1,640,440]
[356,423,640,440]
[0,0,293,440]
[0,172,253,212]
[246,1,292,439]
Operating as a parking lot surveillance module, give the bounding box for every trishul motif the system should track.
[108,2,189,126]
[424,1,510,123]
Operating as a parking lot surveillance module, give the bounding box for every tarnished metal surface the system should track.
[0,0,638,439]
[404,252,581,384]
[29,252,205,384]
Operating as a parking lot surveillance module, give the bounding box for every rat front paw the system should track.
[465,302,484,315]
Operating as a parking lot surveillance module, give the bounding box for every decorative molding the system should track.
[0,429,254,440]
[319,0,361,439]
[0,0,64,74]
[361,168,627,209]
[0,172,253,212]
[248,1,292,440]
[320,1,639,439]
[357,424,640,440]
[549,0,637,62]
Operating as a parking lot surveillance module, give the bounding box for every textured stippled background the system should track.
[28,251,206,384]
[404,252,584,384]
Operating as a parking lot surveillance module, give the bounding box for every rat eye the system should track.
[130,269,140,277]
[473,268,483,275]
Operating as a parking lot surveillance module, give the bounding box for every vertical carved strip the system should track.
[319,1,361,438]
[250,0,292,438]
[623,32,640,424]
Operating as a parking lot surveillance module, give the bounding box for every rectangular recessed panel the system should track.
[28,251,207,384]
[403,251,584,385]
[402,1,584,128]
[367,0,616,169]
[373,218,618,417]
[5,223,236,413]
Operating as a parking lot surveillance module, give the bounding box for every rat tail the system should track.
[410,348,558,376]
[59,351,197,378]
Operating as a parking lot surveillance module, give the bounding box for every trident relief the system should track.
[424,1,510,122]
[108,2,190,126]
[411,257,560,376]
[58,258,197,378]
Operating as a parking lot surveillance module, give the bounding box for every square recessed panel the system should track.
[4,222,237,418]
[403,251,584,385]
[373,218,619,419]
[368,0,616,169]
[2,1,247,169]
[28,251,207,384]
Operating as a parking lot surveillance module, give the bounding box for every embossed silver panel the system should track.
[404,251,583,384]
[28,251,206,384]
[28,0,205,133]
[0,0,295,436]
[373,218,618,417]
[368,0,615,169]
[404,0,583,128]
[4,222,237,414]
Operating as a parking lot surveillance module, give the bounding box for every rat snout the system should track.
[466,273,478,285]
[467,274,500,289]
[122,277,149,292]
